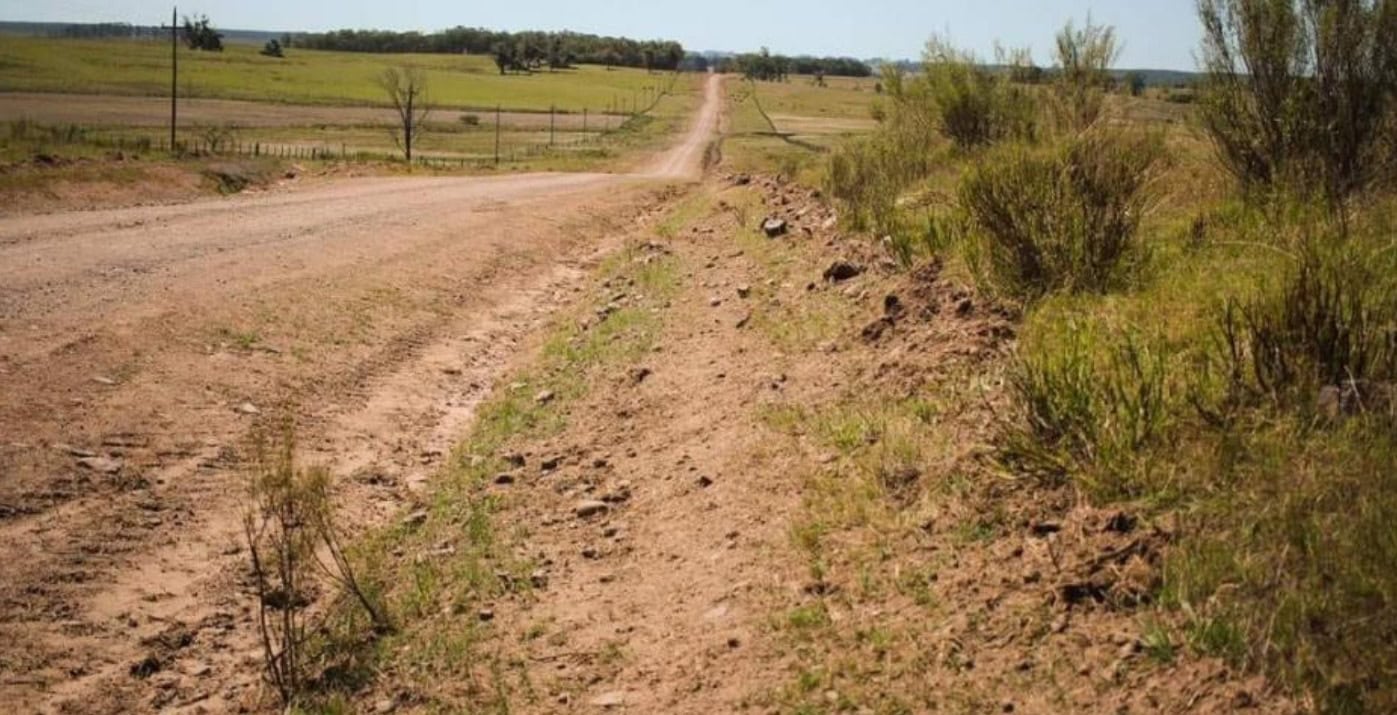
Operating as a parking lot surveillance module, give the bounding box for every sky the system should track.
[2,1,1204,71]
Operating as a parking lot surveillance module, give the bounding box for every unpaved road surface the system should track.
[0,75,722,713]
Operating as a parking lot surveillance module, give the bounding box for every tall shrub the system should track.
[959,131,1164,303]
[1197,0,1397,203]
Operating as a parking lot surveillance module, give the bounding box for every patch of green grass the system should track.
[786,603,832,632]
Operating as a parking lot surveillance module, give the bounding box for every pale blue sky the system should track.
[2,1,1203,70]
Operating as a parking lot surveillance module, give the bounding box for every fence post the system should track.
[583,108,588,136]
[549,104,555,147]
[494,104,501,166]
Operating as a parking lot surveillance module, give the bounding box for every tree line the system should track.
[716,49,872,81]
[295,27,685,72]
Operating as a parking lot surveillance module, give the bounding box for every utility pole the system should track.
[164,6,178,153]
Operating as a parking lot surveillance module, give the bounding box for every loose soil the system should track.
[0,77,720,713]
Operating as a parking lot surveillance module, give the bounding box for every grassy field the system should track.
[800,47,1397,711]
[0,37,672,113]
[720,75,875,184]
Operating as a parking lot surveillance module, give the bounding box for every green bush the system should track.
[997,322,1170,496]
[1050,18,1121,133]
[1212,239,1397,412]
[921,37,1038,149]
[959,131,1165,303]
[1163,415,1397,714]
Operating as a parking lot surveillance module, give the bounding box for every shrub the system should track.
[1212,240,1397,413]
[1197,0,1397,203]
[243,424,389,706]
[921,37,1038,149]
[1051,18,1122,133]
[827,136,916,235]
[997,323,1170,496]
[959,131,1165,303]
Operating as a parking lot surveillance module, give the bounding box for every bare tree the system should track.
[377,67,430,162]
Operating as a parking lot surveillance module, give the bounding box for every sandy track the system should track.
[0,75,721,713]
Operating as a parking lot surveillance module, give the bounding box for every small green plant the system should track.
[998,323,1169,496]
[243,422,389,707]
[1211,240,1397,413]
[1139,618,1177,664]
[959,131,1164,303]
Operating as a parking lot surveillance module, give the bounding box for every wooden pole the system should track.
[169,6,177,153]
[494,104,501,165]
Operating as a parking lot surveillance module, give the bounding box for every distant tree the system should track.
[664,44,684,71]
[547,35,563,70]
[280,33,294,49]
[641,46,656,73]
[1125,71,1146,97]
[260,39,285,58]
[377,67,430,162]
[491,41,513,75]
[602,47,621,71]
[181,15,223,52]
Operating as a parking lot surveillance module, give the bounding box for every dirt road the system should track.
[0,75,722,713]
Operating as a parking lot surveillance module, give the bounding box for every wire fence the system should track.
[7,73,684,171]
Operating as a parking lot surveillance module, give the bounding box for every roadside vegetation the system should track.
[817,3,1397,712]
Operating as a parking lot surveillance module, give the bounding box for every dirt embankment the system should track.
[343,173,1295,713]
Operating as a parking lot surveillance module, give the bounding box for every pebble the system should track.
[574,500,610,518]
[534,389,555,404]
[590,691,625,708]
[236,402,260,415]
[77,456,123,474]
